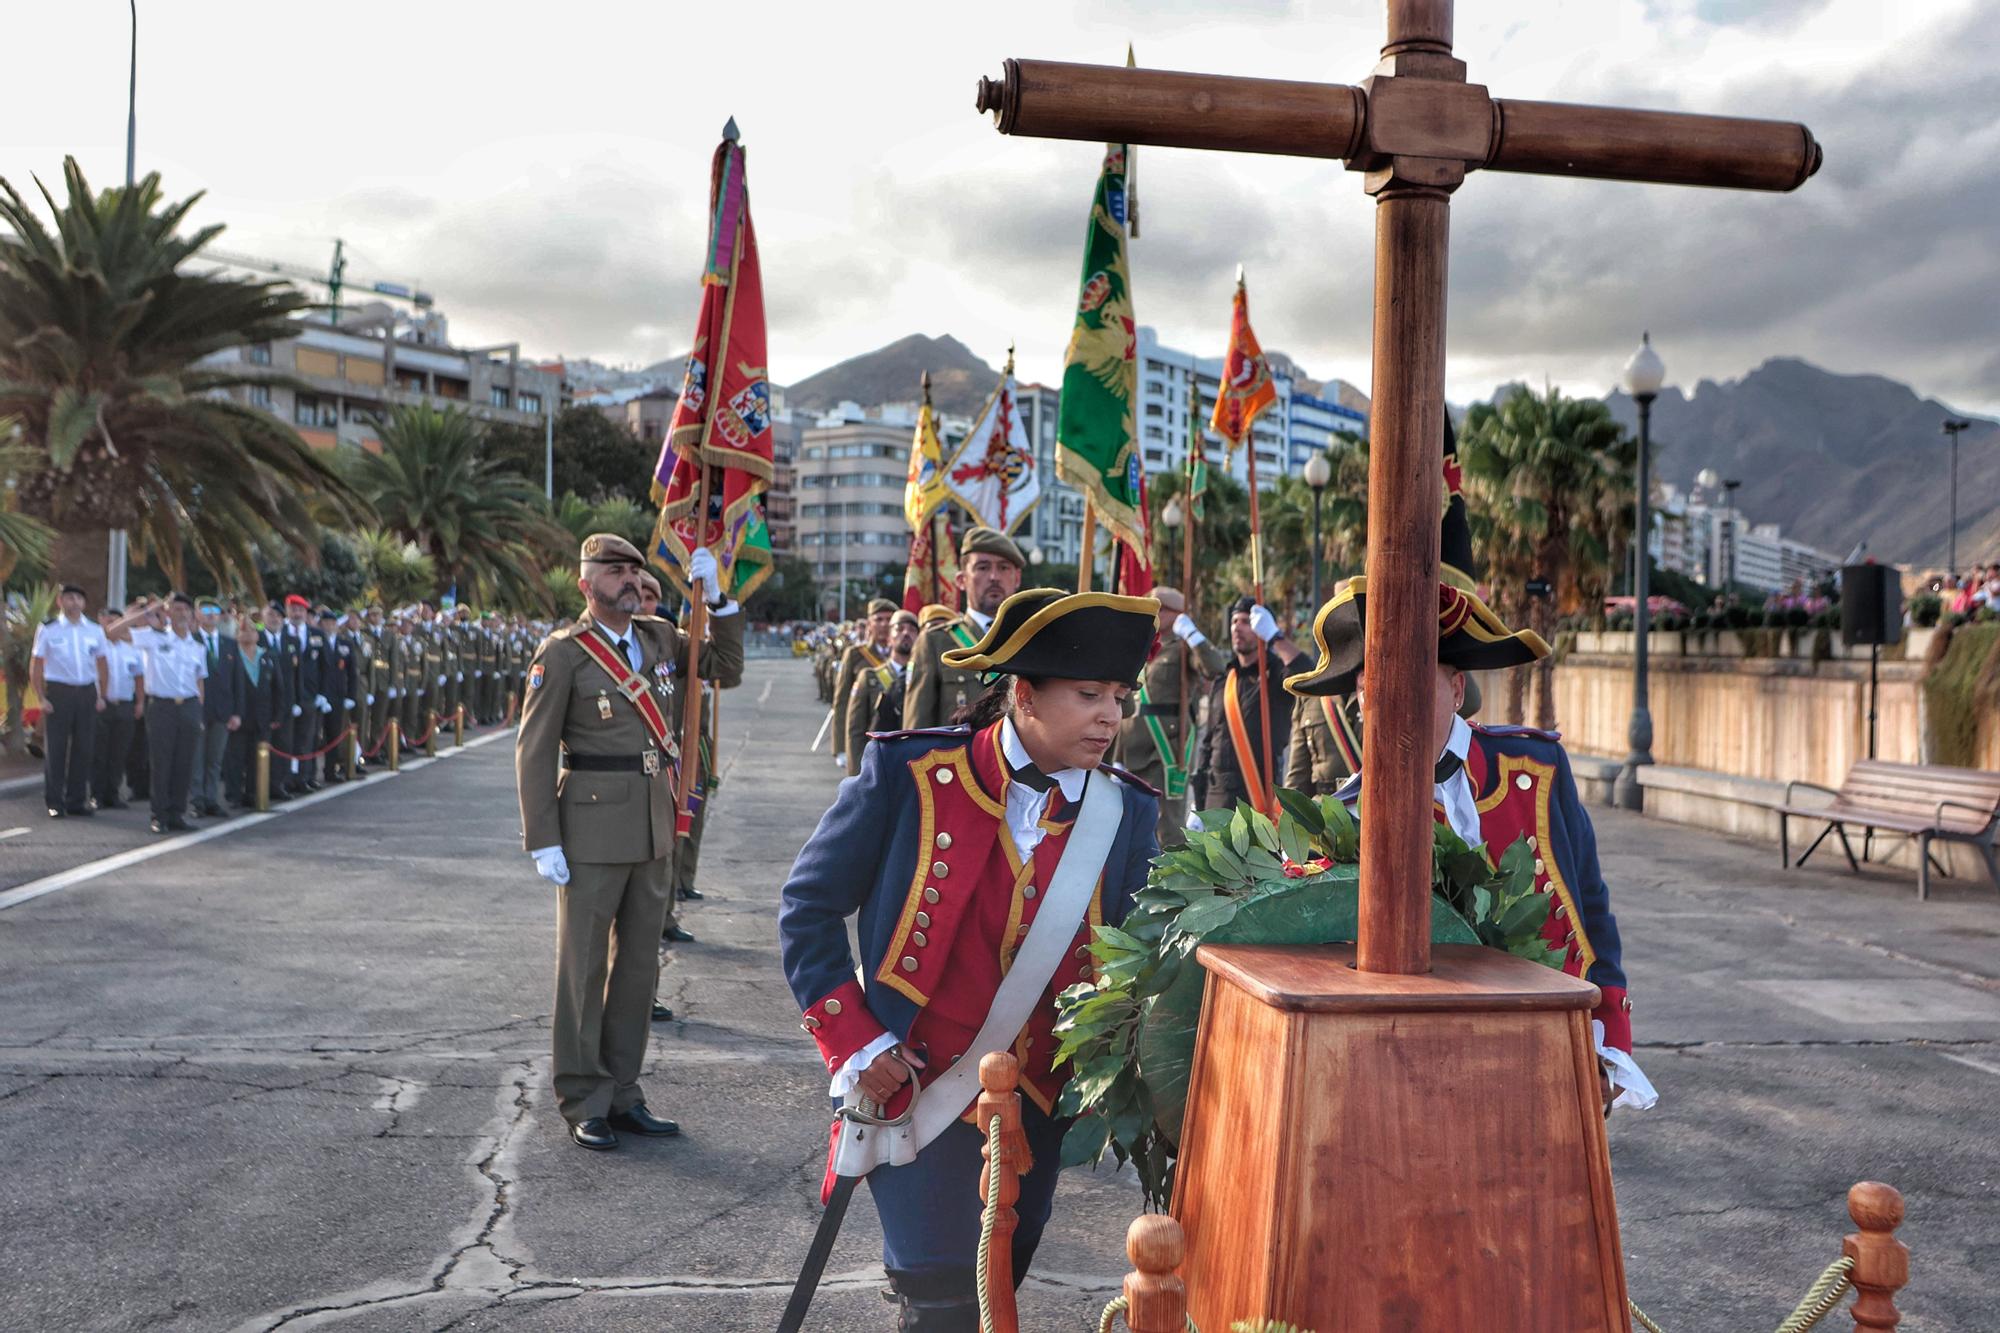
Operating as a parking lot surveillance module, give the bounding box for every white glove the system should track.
[366,694,376,706]
[437,675,446,686]
[689,547,723,605]
[291,704,303,717]
[530,845,571,886]
[1185,809,1205,831]
[1173,613,1207,648]
[388,688,400,700]
[1248,604,1279,643]
[834,753,847,768]
[343,698,356,711]
[473,670,484,677]
[315,694,332,714]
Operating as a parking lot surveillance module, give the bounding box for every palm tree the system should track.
[0,158,367,601]
[1460,385,1633,728]
[352,530,439,608]
[0,427,54,584]
[348,404,568,610]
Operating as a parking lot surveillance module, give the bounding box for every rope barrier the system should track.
[358,720,394,760]
[1094,1293,1199,1333]
[403,715,438,749]
[976,1113,1002,1333]
[1626,1254,1856,1333]
[268,725,353,763]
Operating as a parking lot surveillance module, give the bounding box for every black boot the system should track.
[884,1269,980,1332]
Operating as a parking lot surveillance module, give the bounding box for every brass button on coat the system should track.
[912,931,928,948]
[915,911,931,928]
[923,887,940,904]
[824,998,843,1016]
[1022,885,1037,899]
[935,832,954,849]
[936,769,954,785]
[931,861,950,878]
[900,955,918,972]
[1073,945,1090,959]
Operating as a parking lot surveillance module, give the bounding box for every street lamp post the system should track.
[1613,332,1665,812]
[107,0,140,609]
[1304,450,1332,614]
[1942,417,1972,576]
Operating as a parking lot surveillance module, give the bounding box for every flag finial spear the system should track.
[722,117,740,143]
[921,369,933,406]
[1235,262,1246,287]
[1004,342,1016,375]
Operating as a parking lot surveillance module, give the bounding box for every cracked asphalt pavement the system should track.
[2,658,1997,1330]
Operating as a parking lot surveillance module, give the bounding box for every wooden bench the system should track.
[1774,759,2000,900]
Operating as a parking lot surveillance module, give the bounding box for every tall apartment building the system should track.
[799,401,918,590]
[766,405,802,558]
[216,305,564,451]
[1650,484,1841,594]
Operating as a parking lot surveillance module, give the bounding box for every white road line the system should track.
[0,774,40,797]
[1940,1052,2000,1079]
[0,827,27,842]
[0,728,514,913]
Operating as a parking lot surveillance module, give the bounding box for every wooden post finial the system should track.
[977,1052,1026,1332]
[1843,1181,1908,1330]
[1122,1215,1188,1333]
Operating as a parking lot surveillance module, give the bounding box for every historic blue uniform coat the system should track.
[778,722,1159,1282]
[1338,722,1632,1051]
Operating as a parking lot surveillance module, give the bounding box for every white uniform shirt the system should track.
[1436,715,1480,848]
[102,640,145,704]
[30,614,107,686]
[131,626,208,701]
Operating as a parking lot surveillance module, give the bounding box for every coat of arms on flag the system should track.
[941,351,1040,535]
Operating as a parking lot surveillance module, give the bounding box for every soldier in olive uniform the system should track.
[902,526,1024,730]
[843,608,918,775]
[343,611,377,778]
[830,599,895,772]
[517,533,744,1151]
[1115,587,1230,849]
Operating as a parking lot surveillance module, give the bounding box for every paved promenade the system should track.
[1,659,1994,1330]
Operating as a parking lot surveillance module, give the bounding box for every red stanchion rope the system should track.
[403,715,439,749]
[358,719,396,760]
[267,725,355,763]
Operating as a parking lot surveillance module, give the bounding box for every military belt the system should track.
[562,752,661,774]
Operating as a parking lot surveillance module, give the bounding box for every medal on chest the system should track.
[596,691,614,721]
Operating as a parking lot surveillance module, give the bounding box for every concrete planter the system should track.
[1649,631,1684,657]
[1903,627,1938,661]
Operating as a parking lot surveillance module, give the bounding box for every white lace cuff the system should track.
[828,1030,901,1099]
[1594,1018,1658,1111]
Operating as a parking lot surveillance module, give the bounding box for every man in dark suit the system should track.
[274,594,329,795]
[191,601,244,818]
[316,607,361,784]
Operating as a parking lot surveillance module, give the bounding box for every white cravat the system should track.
[999,717,1088,861]
[1437,715,1480,847]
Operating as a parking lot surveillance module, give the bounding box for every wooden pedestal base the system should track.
[1172,942,1629,1333]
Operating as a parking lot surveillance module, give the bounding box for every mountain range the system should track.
[1600,358,1999,571]
[783,334,1005,418]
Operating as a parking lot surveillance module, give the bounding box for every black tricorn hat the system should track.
[1284,577,1549,698]
[941,588,1158,686]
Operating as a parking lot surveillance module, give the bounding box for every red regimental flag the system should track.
[1210,279,1278,458]
[652,129,776,604]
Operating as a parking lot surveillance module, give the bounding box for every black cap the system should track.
[60,583,85,597]
[940,589,1159,686]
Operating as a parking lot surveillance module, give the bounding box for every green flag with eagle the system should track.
[1056,143,1144,555]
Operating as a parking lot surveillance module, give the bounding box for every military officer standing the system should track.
[843,607,918,773]
[1114,587,1229,849]
[516,533,744,1151]
[902,527,1024,731]
[831,599,896,775]
[1192,597,1304,815]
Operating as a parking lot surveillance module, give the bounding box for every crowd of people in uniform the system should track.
[30,583,549,834]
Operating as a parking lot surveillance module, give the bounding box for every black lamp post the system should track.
[1943,417,1971,576]
[1614,332,1665,812]
[1304,450,1331,613]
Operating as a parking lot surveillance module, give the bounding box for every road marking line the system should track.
[0,728,515,913]
[0,827,27,842]
[1940,1052,2000,1079]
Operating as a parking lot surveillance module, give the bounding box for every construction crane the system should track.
[200,238,434,322]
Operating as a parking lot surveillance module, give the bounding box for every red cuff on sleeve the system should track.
[1594,985,1632,1054]
[800,978,888,1074]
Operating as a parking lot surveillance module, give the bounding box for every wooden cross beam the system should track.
[976,0,1819,977]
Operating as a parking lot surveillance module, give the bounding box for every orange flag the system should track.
[1210,274,1277,458]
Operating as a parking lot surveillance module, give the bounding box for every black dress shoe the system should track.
[607,1103,680,1137]
[677,885,705,901]
[651,1002,676,1022]
[166,817,193,832]
[201,802,227,817]
[662,925,697,944]
[149,818,169,835]
[568,1118,617,1151]
[100,798,128,810]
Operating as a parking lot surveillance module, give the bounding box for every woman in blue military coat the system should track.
[779,588,1162,1331]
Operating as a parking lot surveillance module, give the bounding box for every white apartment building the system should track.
[1650,484,1841,593]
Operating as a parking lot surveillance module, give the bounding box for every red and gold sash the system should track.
[1323,694,1362,772]
[1222,668,1274,816]
[573,626,676,758]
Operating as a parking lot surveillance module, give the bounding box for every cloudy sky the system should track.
[4,0,1994,413]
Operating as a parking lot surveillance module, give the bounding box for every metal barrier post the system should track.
[255,742,271,812]
[387,719,400,772]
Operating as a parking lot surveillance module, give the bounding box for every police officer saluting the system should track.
[515,533,744,1151]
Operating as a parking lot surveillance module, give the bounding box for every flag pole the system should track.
[1234,267,1277,816]
[1078,504,1096,593]
[1178,378,1199,796]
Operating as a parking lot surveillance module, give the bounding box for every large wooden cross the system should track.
[978,0,1818,976]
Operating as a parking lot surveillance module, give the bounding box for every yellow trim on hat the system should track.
[1281,576,1550,696]
[940,589,1160,674]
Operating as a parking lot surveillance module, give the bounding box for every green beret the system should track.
[959,525,1024,569]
